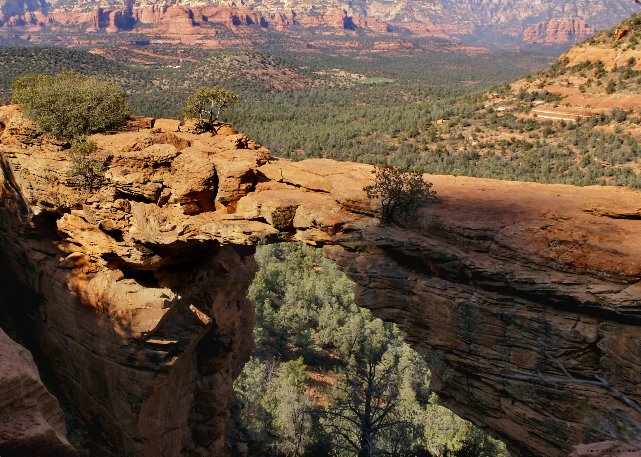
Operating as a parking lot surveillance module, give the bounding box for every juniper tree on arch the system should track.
[364,166,437,224]
[182,87,238,132]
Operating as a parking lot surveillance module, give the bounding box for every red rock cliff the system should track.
[523,17,597,44]
[0,328,78,456]
[0,106,640,456]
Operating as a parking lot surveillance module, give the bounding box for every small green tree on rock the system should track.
[364,166,436,224]
[182,87,238,132]
[11,71,130,140]
[67,139,104,190]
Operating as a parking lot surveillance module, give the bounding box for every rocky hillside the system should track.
[506,13,641,128]
[292,13,641,193]
[0,0,637,47]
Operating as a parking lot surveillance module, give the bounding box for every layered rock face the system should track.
[0,328,78,457]
[324,175,641,457]
[0,0,633,45]
[0,105,640,456]
[0,107,264,456]
[523,17,597,44]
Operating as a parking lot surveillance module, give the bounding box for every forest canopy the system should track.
[236,243,508,456]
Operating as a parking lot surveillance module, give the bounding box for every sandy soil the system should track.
[305,370,336,407]
[563,93,641,111]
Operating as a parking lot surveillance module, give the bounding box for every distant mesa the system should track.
[0,0,631,47]
[523,17,597,45]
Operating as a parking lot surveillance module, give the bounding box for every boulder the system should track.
[153,118,182,132]
[126,115,155,130]
[616,26,630,40]
[215,125,237,136]
[166,147,217,204]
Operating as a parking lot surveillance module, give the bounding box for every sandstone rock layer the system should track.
[0,105,640,456]
[324,175,641,456]
[0,328,78,457]
[0,0,628,46]
[0,107,265,456]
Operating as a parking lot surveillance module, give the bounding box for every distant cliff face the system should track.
[0,106,640,456]
[0,0,637,46]
[523,17,597,44]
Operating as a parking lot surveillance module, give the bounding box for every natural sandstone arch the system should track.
[0,106,640,457]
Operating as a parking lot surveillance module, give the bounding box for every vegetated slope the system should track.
[92,47,345,90]
[0,47,137,99]
[0,47,333,118]
[0,45,553,119]
[0,46,181,117]
[222,48,554,158]
[224,14,641,190]
[236,242,508,456]
[270,48,556,86]
[176,52,342,92]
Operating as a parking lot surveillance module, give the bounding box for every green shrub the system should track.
[280,357,309,388]
[605,79,617,94]
[69,138,97,156]
[11,71,130,140]
[364,166,436,224]
[63,412,90,456]
[613,108,627,123]
[68,139,104,189]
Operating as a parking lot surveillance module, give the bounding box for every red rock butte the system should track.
[523,17,597,45]
[0,3,596,45]
[0,5,389,36]
[0,105,640,456]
